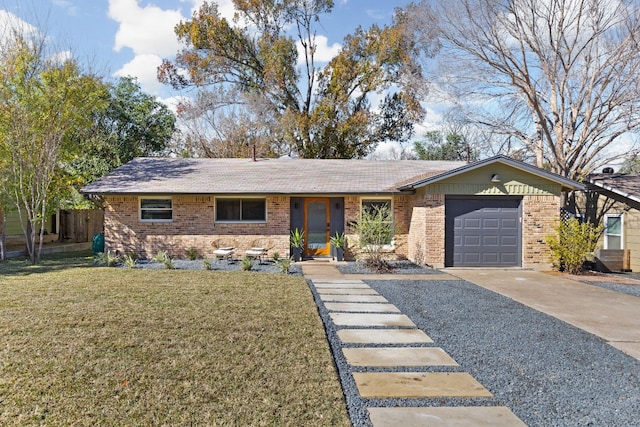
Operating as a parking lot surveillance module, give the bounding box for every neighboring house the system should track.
[586,172,640,272]
[81,155,582,268]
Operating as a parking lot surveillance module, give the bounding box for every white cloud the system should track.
[296,35,341,64]
[0,10,40,45]
[108,0,198,95]
[108,0,183,57]
[114,53,164,94]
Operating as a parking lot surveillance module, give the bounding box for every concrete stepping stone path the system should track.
[308,276,528,427]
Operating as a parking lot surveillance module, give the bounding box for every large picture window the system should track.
[361,198,393,246]
[216,198,266,222]
[140,198,172,221]
[604,214,623,250]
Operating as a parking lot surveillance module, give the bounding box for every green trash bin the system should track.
[92,233,105,255]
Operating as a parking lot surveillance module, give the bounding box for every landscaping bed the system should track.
[336,260,440,275]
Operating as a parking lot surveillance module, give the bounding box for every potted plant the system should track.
[330,231,346,261]
[290,228,304,262]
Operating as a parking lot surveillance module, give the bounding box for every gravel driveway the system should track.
[362,278,640,427]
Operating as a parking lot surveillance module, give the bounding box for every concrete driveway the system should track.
[445,269,640,361]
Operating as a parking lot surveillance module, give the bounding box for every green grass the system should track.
[0,256,349,426]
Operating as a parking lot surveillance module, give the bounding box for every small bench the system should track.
[213,247,235,263]
[245,247,268,264]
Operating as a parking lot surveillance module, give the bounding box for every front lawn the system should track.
[0,259,349,426]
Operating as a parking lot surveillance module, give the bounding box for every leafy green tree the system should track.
[63,76,176,195]
[413,130,477,161]
[0,35,107,264]
[159,1,431,158]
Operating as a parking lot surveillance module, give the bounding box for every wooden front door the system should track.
[304,198,331,256]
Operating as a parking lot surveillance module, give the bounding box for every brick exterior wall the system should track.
[408,194,445,268]
[521,194,560,269]
[103,192,560,267]
[103,195,290,259]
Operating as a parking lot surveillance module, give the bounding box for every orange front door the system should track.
[304,198,331,256]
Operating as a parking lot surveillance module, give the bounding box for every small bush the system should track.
[352,204,395,273]
[187,247,199,260]
[94,250,121,267]
[123,254,136,269]
[154,250,174,270]
[276,257,292,274]
[241,256,254,271]
[272,252,280,262]
[203,259,212,270]
[546,218,602,274]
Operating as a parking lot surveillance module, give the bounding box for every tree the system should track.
[420,0,640,180]
[414,130,478,161]
[0,34,107,264]
[62,76,176,196]
[159,1,432,158]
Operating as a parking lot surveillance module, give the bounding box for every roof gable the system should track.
[400,155,583,191]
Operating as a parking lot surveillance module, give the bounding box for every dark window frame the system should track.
[215,197,267,223]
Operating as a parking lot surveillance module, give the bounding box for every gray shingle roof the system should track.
[588,173,640,208]
[81,157,467,195]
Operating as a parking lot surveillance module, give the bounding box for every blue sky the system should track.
[1,1,415,103]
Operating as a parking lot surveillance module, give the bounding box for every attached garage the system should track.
[401,156,584,269]
[445,197,522,267]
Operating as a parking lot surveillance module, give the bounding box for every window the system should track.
[140,198,172,221]
[361,198,393,246]
[216,198,266,222]
[604,214,623,250]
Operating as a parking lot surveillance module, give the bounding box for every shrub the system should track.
[203,259,212,270]
[241,256,254,271]
[94,250,121,267]
[123,254,136,269]
[187,247,199,260]
[154,250,174,270]
[546,217,602,274]
[276,257,292,274]
[351,204,395,273]
[272,252,280,262]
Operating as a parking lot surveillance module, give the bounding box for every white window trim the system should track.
[360,196,395,249]
[139,196,173,223]
[604,213,623,250]
[214,197,268,224]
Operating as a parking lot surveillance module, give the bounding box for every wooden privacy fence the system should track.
[58,209,104,243]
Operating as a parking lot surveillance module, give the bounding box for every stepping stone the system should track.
[314,282,371,289]
[324,302,400,313]
[330,313,416,327]
[353,372,493,398]
[338,328,433,344]
[317,288,379,295]
[319,294,389,303]
[368,407,527,427]
[312,279,366,284]
[343,347,458,367]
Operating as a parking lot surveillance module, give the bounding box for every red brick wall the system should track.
[103,195,290,259]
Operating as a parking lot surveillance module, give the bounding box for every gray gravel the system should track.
[582,281,640,297]
[130,259,303,275]
[308,277,640,426]
[364,278,640,427]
